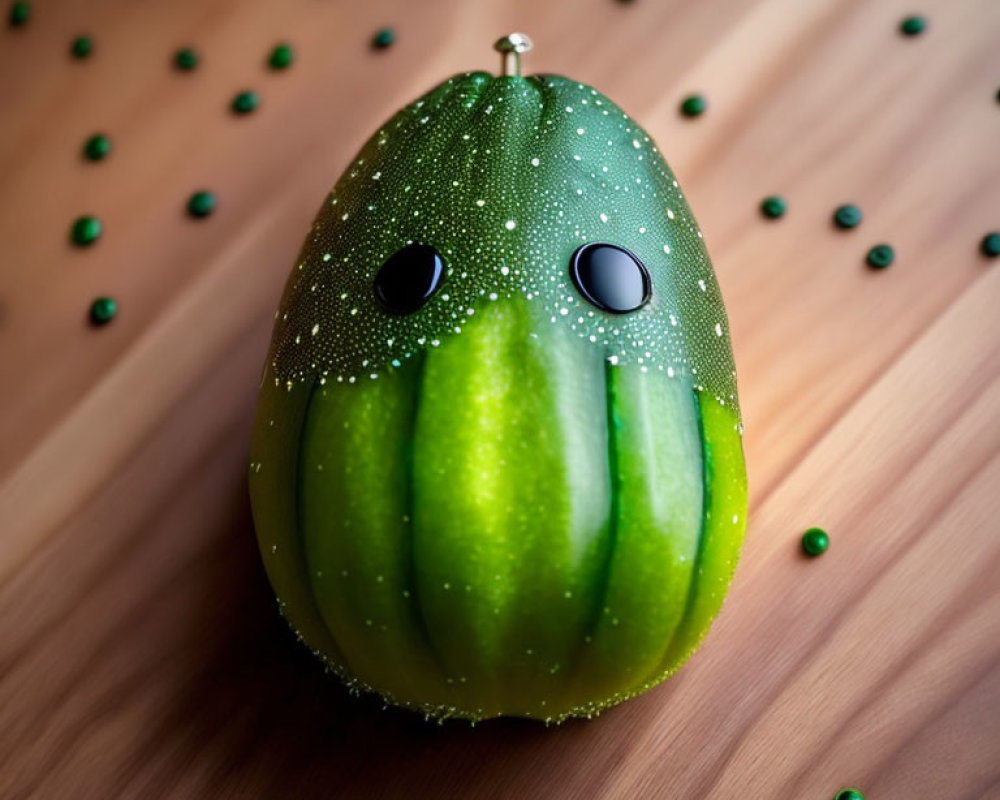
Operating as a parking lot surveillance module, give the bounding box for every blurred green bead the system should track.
[899,15,927,36]
[833,204,862,229]
[174,47,199,71]
[372,27,395,49]
[269,42,294,70]
[980,232,1000,258]
[834,790,865,800]
[866,244,894,269]
[83,133,111,161]
[9,1,29,27]
[801,527,829,557]
[680,93,707,117]
[71,215,102,246]
[187,190,217,218]
[760,196,787,219]
[71,35,92,59]
[232,90,259,114]
[89,296,117,325]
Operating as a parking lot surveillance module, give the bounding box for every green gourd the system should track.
[249,34,747,723]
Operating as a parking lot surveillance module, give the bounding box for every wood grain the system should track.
[2,0,999,797]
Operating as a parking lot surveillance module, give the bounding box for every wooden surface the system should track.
[1,0,999,797]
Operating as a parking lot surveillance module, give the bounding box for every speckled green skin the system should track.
[249,71,747,722]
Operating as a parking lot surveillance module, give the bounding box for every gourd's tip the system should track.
[493,33,533,77]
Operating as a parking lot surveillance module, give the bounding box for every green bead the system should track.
[833,203,862,229]
[680,93,707,118]
[866,243,894,269]
[71,35,92,59]
[760,196,787,219]
[980,232,1000,258]
[834,790,865,800]
[899,15,927,36]
[187,190,217,218]
[83,133,111,161]
[268,42,294,70]
[232,90,259,115]
[89,296,117,326]
[372,27,395,49]
[70,215,102,246]
[174,47,199,71]
[801,527,829,557]
[8,1,29,27]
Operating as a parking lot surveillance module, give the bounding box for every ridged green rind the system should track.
[248,371,347,665]
[270,296,746,721]
[561,359,703,713]
[298,356,451,705]
[655,393,748,670]
[408,300,612,717]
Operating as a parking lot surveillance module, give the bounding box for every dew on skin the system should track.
[267,72,740,414]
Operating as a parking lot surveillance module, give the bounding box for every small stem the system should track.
[493,33,533,77]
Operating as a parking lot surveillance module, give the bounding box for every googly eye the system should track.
[569,243,651,313]
[373,243,446,315]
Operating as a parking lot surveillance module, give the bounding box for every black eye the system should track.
[569,243,651,313]
[373,243,446,315]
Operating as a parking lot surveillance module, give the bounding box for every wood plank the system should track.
[1,0,998,796]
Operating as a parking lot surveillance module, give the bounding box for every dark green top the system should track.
[269,72,741,412]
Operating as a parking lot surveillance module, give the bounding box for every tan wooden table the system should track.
[2,0,998,797]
